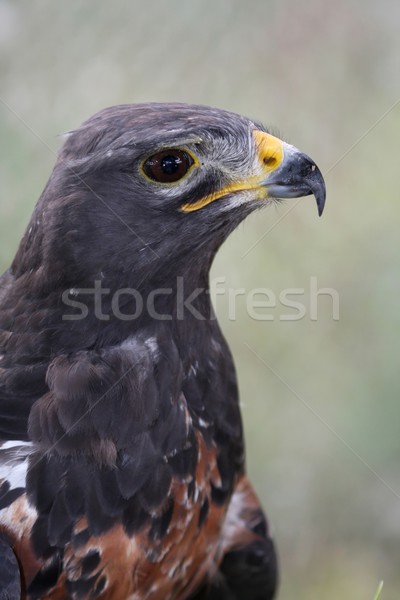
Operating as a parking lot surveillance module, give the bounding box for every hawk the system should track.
[0,104,325,599]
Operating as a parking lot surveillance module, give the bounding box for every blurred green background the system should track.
[1,1,399,598]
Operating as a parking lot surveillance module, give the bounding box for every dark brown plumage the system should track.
[0,103,325,599]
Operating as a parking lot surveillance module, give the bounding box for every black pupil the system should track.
[161,155,181,174]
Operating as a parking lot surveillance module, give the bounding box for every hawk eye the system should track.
[142,149,194,183]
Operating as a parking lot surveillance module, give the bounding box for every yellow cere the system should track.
[181,129,284,213]
[253,130,284,173]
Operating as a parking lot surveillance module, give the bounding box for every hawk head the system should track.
[13,103,325,294]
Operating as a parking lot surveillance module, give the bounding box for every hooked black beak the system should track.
[264,146,326,216]
[181,130,326,216]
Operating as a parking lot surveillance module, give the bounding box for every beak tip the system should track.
[315,185,326,217]
[310,167,326,217]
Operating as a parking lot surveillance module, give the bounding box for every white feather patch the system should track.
[0,440,32,491]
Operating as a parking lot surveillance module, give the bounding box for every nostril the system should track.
[264,156,278,168]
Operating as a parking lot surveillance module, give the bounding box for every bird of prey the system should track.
[0,103,325,599]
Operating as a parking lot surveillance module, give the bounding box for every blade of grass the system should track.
[373,581,384,600]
